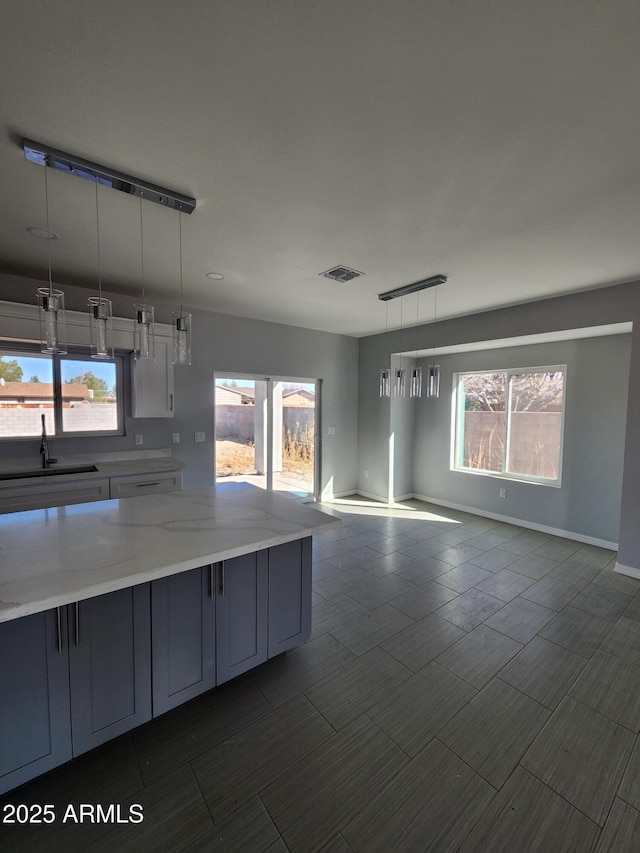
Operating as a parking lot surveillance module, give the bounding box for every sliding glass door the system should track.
[214,374,319,499]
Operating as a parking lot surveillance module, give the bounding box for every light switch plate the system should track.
[172,433,180,444]
[195,432,205,442]
[327,425,336,435]
[135,434,143,446]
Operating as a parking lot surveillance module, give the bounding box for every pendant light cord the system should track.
[95,181,102,301]
[399,297,403,371]
[432,285,438,365]
[44,165,53,297]
[179,212,184,315]
[139,197,145,307]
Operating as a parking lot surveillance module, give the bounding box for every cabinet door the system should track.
[0,609,72,796]
[215,551,268,684]
[151,567,216,716]
[130,338,175,418]
[68,585,151,756]
[268,537,312,657]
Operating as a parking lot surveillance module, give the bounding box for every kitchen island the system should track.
[0,483,339,794]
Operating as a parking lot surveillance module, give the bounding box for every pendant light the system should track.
[377,274,447,400]
[379,301,391,397]
[89,181,113,359]
[409,292,422,398]
[133,198,155,360]
[425,283,440,398]
[172,212,191,365]
[36,164,67,354]
[394,297,406,397]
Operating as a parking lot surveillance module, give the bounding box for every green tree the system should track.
[66,372,109,401]
[0,357,23,382]
[29,375,41,383]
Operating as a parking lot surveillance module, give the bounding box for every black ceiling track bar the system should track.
[23,139,196,214]
[378,274,447,301]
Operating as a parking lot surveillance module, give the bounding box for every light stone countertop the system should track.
[0,448,185,482]
[0,483,340,622]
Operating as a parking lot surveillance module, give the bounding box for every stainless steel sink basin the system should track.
[0,465,99,481]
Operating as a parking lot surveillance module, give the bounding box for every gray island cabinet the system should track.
[0,485,337,795]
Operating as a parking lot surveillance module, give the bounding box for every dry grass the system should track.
[216,428,315,478]
[216,440,256,477]
[283,422,315,475]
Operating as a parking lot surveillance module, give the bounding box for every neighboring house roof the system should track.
[282,390,315,406]
[216,385,315,406]
[0,382,91,401]
[216,386,255,405]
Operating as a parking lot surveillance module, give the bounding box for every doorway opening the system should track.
[214,374,319,499]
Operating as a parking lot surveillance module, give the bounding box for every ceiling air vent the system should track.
[321,265,364,283]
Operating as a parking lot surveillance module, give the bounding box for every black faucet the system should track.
[40,414,57,468]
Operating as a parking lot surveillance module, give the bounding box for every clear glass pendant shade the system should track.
[410,366,422,397]
[37,288,67,354]
[172,312,191,365]
[426,364,440,398]
[394,367,406,397]
[379,368,391,398]
[133,304,155,360]
[89,296,114,359]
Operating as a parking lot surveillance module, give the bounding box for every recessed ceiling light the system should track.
[205,272,225,280]
[27,226,59,240]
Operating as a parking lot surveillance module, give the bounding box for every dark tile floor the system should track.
[3,498,640,852]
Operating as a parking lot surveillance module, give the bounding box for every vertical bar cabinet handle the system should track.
[74,601,80,647]
[56,606,62,653]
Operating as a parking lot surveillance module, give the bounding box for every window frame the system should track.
[0,342,125,440]
[452,364,566,487]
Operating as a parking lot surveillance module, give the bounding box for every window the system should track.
[0,347,123,438]
[453,367,565,484]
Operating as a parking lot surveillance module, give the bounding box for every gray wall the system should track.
[0,274,359,497]
[412,336,630,544]
[359,279,640,566]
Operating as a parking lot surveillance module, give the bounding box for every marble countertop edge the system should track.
[0,486,340,622]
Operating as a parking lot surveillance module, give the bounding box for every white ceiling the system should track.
[2,1,640,337]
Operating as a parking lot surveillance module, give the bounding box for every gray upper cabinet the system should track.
[67,585,152,755]
[215,551,269,684]
[130,338,175,418]
[151,567,216,716]
[0,609,72,796]
[268,537,312,656]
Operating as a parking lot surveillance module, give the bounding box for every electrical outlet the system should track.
[172,433,180,444]
[135,434,143,446]
[327,425,336,435]
[195,432,205,443]
[499,488,507,498]
[364,470,369,478]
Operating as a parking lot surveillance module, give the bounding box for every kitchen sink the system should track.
[0,465,99,481]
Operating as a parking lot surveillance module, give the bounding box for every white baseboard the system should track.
[319,487,362,501]
[352,489,390,504]
[412,493,618,551]
[614,562,640,579]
